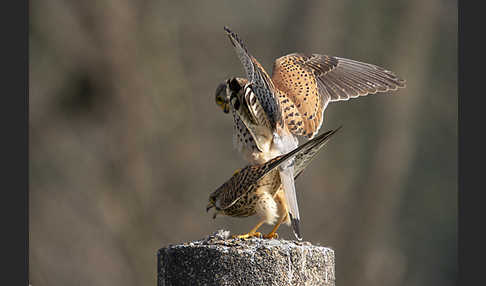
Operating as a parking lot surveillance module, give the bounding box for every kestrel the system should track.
[207,127,341,239]
[215,26,405,240]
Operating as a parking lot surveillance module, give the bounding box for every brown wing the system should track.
[217,127,341,210]
[271,53,405,139]
[216,165,265,210]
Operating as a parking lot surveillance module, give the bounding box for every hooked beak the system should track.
[206,202,214,212]
[207,202,220,219]
[223,103,230,113]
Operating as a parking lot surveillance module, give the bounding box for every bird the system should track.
[207,127,341,240]
[214,26,406,240]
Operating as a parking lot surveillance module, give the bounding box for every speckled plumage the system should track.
[207,128,341,238]
[222,27,405,142]
[216,27,405,240]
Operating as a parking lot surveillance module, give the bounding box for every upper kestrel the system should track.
[215,26,405,240]
[207,127,341,239]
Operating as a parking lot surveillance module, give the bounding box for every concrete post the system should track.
[157,230,335,286]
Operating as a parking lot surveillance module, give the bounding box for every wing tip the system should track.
[223,26,236,47]
[315,125,342,144]
[223,26,249,53]
[384,72,407,90]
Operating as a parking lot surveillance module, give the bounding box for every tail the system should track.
[263,127,342,240]
[271,127,300,239]
[280,165,301,239]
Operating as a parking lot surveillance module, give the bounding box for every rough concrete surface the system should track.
[157,230,335,286]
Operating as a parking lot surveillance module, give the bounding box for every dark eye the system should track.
[229,78,242,92]
[215,95,224,105]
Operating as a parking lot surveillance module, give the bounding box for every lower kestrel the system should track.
[207,127,341,239]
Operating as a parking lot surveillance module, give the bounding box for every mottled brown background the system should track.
[30,1,457,285]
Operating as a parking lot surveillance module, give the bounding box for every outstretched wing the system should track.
[224,26,282,130]
[271,53,405,139]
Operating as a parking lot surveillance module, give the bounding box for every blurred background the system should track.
[29,0,457,285]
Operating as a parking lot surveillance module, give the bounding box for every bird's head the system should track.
[206,196,217,212]
[206,185,225,219]
[214,77,248,114]
[206,199,218,219]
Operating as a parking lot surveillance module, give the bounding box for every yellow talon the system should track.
[231,220,265,239]
[231,232,262,240]
[262,213,286,239]
[263,232,279,239]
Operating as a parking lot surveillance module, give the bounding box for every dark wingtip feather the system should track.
[290,213,303,240]
[382,69,407,89]
[223,26,248,53]
[224,26,236,47]
[265,126,342,174]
